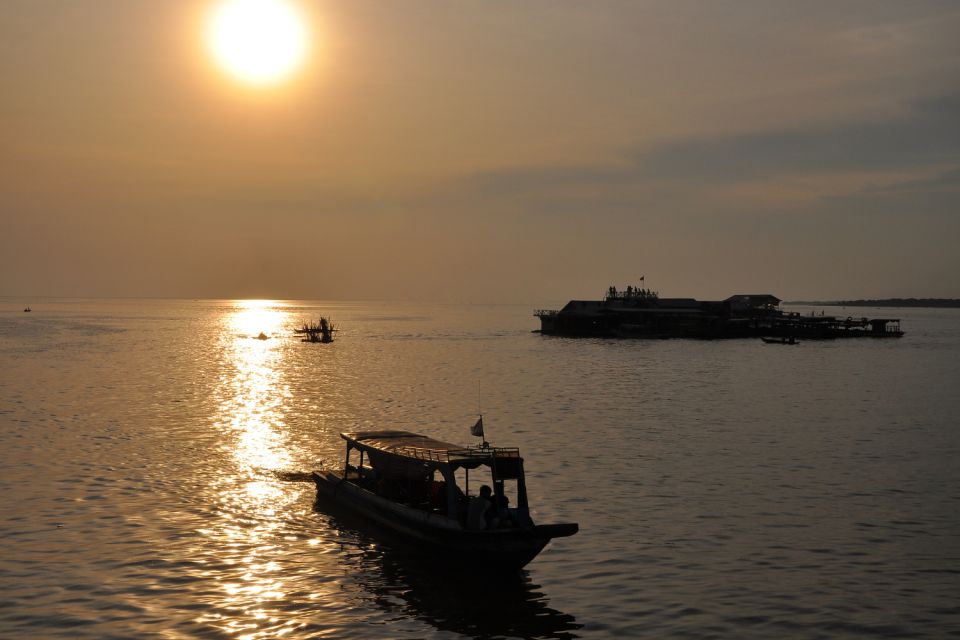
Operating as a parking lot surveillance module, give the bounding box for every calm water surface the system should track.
[1,299,958,638]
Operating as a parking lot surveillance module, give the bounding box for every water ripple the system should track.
[1,301,959,637]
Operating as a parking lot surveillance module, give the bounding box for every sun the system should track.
[207,0,309,86]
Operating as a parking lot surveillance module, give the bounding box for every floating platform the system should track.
[535,286,903,340]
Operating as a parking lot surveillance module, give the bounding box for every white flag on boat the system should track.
[471,416,484,438]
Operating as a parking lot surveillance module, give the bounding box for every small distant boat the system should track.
[23,307,31,312]
[761,336,798,345]
[312,429,578,572]
[256,332,269,340]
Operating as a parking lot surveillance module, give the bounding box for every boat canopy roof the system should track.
[341,430,523,473]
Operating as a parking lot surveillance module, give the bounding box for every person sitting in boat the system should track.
[467,485,493,530]
[492,493,513,528]
[429,479,456,513]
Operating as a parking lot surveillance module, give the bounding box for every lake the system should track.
[1,299,958,638]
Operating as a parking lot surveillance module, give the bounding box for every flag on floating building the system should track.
[471,416,484,438]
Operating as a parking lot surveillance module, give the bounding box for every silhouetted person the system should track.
[492,493,512,528]
[467,485,492,530]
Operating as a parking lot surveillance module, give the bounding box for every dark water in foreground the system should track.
[1,299,958,639]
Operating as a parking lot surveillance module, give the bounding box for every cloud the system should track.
[636,93,960,181]
[858,166,960,195]
[464,92,960,198]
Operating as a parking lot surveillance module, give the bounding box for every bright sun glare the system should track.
[207,0,309,86]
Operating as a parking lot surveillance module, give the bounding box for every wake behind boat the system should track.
[312,429,578,572]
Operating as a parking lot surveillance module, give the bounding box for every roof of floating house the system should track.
[560,300,604,314]
[654,298,702,309]
[724,294,781,307]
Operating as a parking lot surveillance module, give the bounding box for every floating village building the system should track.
[535,286,903,339]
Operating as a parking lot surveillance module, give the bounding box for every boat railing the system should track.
[395,445,521,462]
[534,309,558,317]
[449,447,520,460]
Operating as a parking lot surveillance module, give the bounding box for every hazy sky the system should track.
[2,1,958,302]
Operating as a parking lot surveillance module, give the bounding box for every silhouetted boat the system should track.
[23,307,31,312]
[761,336,798,345]
[312,430,578,572]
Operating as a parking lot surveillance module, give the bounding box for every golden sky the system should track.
[2,1,958,301]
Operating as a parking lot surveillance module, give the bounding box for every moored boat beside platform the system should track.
[761,336,798,345]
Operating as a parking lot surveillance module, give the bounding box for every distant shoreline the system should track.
[787,299,960,308]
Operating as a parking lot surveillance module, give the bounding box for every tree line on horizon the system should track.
[789,298,960,308]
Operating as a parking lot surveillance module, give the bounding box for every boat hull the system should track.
[312,470,577,572]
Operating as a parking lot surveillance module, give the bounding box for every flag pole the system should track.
[471,380,488,448]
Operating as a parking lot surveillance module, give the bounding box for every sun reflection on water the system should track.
[221,300,293,472]
[203,300,312,638]
[229,300,289,340]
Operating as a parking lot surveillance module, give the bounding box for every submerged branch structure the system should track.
[295,317,337,343]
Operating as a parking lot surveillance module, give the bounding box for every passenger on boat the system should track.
[492,493,513,528]
[467,485,493,530]
[429,480,454,512]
